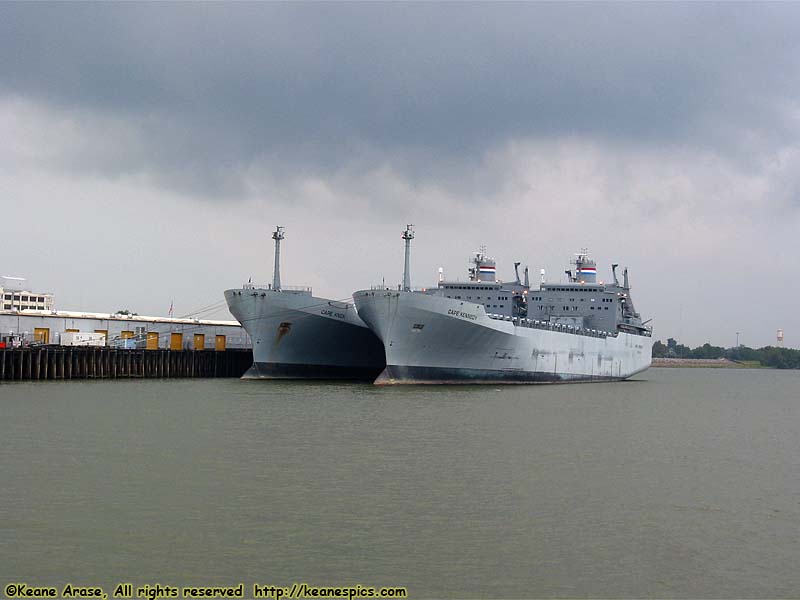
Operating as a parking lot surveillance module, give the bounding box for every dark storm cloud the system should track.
[2,2,799,194]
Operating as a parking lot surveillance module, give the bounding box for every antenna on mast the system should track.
[402,224,414,292]
[272,226,285,291]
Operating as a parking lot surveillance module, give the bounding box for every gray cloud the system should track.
[2,2,800,347]
[2,3,799,193]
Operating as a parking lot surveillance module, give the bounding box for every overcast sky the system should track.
[2,2,799,347]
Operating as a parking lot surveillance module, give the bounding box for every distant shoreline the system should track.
[651,358,763,369]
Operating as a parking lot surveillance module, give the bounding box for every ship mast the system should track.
[402,224,414,292]
[272,226,285,291]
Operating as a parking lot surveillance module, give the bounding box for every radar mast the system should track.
[272,226,285,291]
[402,225,414,292]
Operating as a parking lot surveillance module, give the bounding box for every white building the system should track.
[1,287,55,311]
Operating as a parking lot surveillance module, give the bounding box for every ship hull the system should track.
[353,290,652,385]
[225,288,385,380]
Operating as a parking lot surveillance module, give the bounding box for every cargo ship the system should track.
[353,226,652,384]
[224,227,385,380]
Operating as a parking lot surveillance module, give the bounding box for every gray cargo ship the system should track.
[353,226,652,384]
[224,227,385,380]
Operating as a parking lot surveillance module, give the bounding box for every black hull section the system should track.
[243,361,384,382]
[374,364,622,385]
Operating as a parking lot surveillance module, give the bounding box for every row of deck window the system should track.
[536,305,610,312]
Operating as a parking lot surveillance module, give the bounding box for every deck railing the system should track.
[243,283,312,293]
[486,314,652,339]
[487,314,611,339]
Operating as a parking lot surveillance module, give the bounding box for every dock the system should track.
[0,347,253,381]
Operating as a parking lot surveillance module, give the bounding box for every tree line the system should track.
[652,338,800,369]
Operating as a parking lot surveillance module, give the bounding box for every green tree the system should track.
[688,343,725,359]
[652,340,667,358]
[727,345,760,362]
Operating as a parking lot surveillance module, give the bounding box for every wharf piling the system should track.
[0,347,253,382]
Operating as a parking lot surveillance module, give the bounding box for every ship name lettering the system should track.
[447,309,478,321]
[321,309,346,319]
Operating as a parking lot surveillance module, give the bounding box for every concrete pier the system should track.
[0,347,253,381]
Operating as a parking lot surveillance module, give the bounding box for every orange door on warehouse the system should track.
[146,332,159,350]
[215,335,226,351]
[34,328,50,344]
[170,332,183,351]
[121,330,134,339]
[193,334,205,349]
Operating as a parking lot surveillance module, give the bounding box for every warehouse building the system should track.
[0,309,249,350]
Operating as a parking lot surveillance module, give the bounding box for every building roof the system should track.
[0,308,240,327]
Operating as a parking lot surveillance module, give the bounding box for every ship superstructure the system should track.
[353,228,652,384]
[224,227,385,380]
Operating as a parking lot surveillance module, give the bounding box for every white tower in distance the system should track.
[777,329,784,347]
